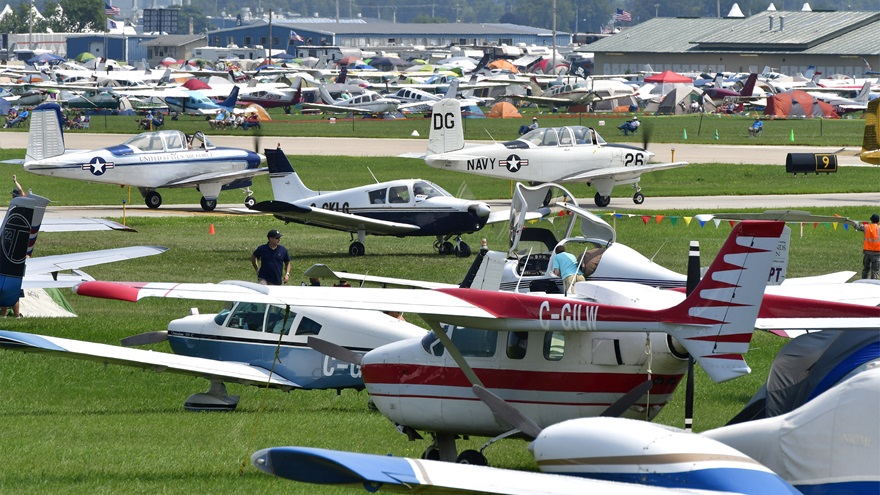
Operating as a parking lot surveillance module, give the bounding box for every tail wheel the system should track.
[145,191,162,209]
[200,198,217,211]
[594,193,611,208]
[348,241,365,257]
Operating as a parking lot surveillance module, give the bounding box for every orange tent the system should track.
[488,59,518,73]
[488,101,522,118]
[764,90,838,118]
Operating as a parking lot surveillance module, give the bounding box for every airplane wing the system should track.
[303,264,457,290]
[161,168,268,188]
[0,330,299,389]
[508,94,582,106]
[250,446,741,495]
[250,201,421,235]
[26,246,167,276]
[300,102,388,115]
[40,218,137,232]
[560,161,689,182]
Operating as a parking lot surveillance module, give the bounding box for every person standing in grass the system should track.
[251,229,291,285]
[851,214,880,279]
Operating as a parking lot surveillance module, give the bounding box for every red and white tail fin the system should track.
[660,221,785,383]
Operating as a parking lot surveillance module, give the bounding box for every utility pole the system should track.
[655,3,659,17]
[268,10,272,63]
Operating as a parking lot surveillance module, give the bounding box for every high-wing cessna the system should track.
[422,98,687,207]
[23,103,266,211]
[251,346,878,494]
[249,148,498,256]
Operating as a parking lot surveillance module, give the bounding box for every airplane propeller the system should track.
[121,330,168,347]
[307,337,363,365]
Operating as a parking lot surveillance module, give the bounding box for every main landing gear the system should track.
[183,380,239,412]
[593,185,646,208]
[434,235,472,257]
[420,433,488,466]
[348,229,367,257]
[200,197,217,211]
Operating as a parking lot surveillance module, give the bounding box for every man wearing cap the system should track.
[251,229,291,285]
[851,214,880,279]
[519,117,539,135]
[618,116,639,136]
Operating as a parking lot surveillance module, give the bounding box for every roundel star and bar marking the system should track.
[500,154,528,173]
[81,157,115,176]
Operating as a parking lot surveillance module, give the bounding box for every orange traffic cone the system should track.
[209,224,215,235]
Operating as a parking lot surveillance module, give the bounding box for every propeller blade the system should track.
[472,385,542,439]
[307,337,362,365]
[121,330,168,347]
[641,121,652,151]
[600,378,654,418]
[684,240,700,430]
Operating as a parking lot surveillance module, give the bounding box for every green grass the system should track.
[1,201,874,493]
[2,109,868,146]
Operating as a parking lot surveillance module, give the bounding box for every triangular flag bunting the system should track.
[684,216,693,226]
[712,219,722,228]
[669,216,679,226]
[655,215,664,224]
[641,216,650,225]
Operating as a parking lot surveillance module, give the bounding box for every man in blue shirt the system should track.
[551,244,584,294]
[748,117,763,137]
[251,229,291,285]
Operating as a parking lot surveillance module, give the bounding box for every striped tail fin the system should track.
[660,221,785,383]
[264,148,316,201]
[0,194,50,306]
[25,103,65,164]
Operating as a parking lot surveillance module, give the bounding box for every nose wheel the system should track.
[200,197,217,211]
[435,236,472,257]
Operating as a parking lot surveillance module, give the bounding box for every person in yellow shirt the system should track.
[851,214,880,279]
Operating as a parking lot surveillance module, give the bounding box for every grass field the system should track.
[0,117,876,493]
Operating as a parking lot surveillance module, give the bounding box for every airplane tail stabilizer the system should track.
[219,85,239,109]
[855,81,872,104]
[426,98,465,155]
[317,84,336,105]
[860,99,880,164]
[0,194,49,306]
[26,103,65,164]
[740,73,758,97]
[659,221,784,383]
[264,148,317,201]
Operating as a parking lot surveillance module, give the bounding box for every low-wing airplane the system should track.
[302,85,402,115]
[702,73,758,104]
[422,98,687,207]
[164,85,240,116]
[248,148,498,257]
[23,103,266,211]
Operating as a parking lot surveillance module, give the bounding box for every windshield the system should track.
[413,180,450,199]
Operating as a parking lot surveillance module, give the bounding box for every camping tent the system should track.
[643,70,693,98]
[654,87,715,115]
[244,104,271,121]
[764,90,838,118]
[488,101,521,118]
[488,59,518,73]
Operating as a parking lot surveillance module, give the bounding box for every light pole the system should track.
[655,3,659,17]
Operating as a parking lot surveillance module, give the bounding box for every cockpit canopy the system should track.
[514,126,606,148]
[123,130,214,152]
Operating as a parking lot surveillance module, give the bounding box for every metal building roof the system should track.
[586,17,738,53]
[212,20,563,37]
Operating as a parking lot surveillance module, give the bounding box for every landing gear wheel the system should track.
[421,446,440,461]
[200,197,217,211]
[456,449,488,466]
[454,242,471,258]
[632,192,645,205]
[433,239,443,253]
[348,241,365,257]
[440,241,454,255]
[594,193,611,208]
[145,191,162,209]
[283,106,291,114]
[244,195,256,208]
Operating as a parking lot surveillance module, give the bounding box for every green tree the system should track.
[56,0,106,32]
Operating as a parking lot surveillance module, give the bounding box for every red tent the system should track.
[643,70,693,84]
[764,90,839,118]
[183,79,211,90]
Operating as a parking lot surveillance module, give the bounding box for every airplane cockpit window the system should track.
[124,133,153,151]
[226,303,267,332]
[558,127,574,147]
[294,316,321,336]
[543,332,565,361]
[541,128,559,146]
[521,128,547,146]
[369,188,387,204]
[412,181,447,199]
[213,308,231,326]
[591,128,606,145]
[506,332,528,359]
[388,185,410,203]
[421,332,445,357]
[189,131,214,150]
[266,305,295,335]
[451,326,497,357]
[164,131,185,151]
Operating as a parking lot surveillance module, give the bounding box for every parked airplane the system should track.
[249,148,499,257]
[422,98,687,207]
[252,360,877,494]
[806,81,872,114]
[702,73,758,104]
[164,85,240,115]
[23,103,266,211]
[302,85,401,115]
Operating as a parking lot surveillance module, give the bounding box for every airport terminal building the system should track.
[587,10,880,77]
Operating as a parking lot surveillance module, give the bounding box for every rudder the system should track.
[0,194,49,306]
[26,103,65,163]
[427,98,464,155]
[264,148,316,201]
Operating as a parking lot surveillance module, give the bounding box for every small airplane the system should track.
[509,76,639,111]
[22,103,266,211]
[302,84,402,115]
[806,80,872,114]
[164,85,240,116]
[248,147,500,257]
[422,98,688,207]
[251,352,878,494]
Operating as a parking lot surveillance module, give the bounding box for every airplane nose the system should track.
[247,151,265,168]
[469,202,491,219]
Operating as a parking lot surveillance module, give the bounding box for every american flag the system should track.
[290,31,304,43]
[105,3,120,15]
[615,8,631,22]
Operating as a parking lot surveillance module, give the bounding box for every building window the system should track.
[213,36,220,45]
[259,36,267,46]
[226,36,235,45]
[244,36,252,45]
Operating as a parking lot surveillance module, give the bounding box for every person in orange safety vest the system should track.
[851,214,880,279]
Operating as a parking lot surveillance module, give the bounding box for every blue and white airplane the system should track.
[22,103,265,211]
[164,85,240,116]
